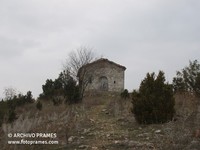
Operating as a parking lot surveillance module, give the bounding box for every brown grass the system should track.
[0,92,200,150]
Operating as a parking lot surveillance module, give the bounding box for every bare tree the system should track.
[64,46,96,78]
[3,87,16,100]
[63,46,100,99]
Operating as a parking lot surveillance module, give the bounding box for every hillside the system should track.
[0,92,200,150]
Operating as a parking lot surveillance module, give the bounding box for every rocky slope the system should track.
[1,93,200,150]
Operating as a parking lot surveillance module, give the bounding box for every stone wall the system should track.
[85,61,125,92]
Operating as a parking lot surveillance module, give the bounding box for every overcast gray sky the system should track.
[0,0,200,98]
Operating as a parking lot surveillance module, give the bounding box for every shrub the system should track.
[0,100,8,126]
[7,110,17,123]
[36,101,42,111]
[0,110,4,127]
[173,60,200,96]
[6,91,34,109]
[64,77,80,104]
[25,91,34,103]
[41,79,55,99]
[40,71,81,104]
[1,91,34,125]
[121,89,130,99]
[132,71,175,124]
[52,96,62,106]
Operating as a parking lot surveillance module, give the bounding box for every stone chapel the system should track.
[77,58,126,92]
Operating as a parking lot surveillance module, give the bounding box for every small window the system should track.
[114,81,116,84]
[88,75,93,84]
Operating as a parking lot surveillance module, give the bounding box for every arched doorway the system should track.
[99,76,108,91]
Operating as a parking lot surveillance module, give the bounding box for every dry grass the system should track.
[174,93,200,129]
[0,92,200,150]
[106,96,132,118]
[0,99,90,150]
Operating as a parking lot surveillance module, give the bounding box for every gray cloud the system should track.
[0,0,199,97]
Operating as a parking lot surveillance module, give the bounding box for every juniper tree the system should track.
[132,71,175,124]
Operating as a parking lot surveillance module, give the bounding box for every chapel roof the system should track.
[77,58,126,77]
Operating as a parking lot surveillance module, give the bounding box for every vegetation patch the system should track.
[132,71,175,124]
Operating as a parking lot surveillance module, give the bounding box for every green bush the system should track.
[132,71,175,124]
[173,60,200,96]
[64,77,80,104]
[40,71,80,104]
[36,101,42,111]
[0,110,4,127]
[6,91,34,109]
[7,110,17,123]
[52,96,62,106]
[0,100,7,126]
[121,89,130,99]
[0,91,34,124]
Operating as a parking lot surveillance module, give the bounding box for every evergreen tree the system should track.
[25,91,34,103]
[7,109,17,123]
[173,60,200,96]
[121,89,130,99]
[42,79,54,99]
[64,77,80,104]
[40,71,80,104]
[36,101,42,111]
[132,71,175,124]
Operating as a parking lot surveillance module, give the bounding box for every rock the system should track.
[102,109,107,112]
[128,141,142,147]
[68,136,76,143]
[102,109,109,114]
[137,133,149,137]
[155,130,161,134]
[79,145,89,149]
[89,132,96,136]
[128,140,154,148]
[91,146,98,150]
[90,118,95,123]
[114,140,120,144]
[114,140,128,146]
[82,128,91,135]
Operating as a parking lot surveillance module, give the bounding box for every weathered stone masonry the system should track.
[78,58,126,92]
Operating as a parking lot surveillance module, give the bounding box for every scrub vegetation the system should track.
[0,48,199,150]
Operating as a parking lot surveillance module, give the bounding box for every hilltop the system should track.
[0,92,200,150]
